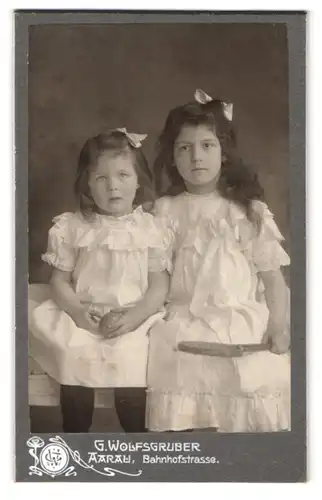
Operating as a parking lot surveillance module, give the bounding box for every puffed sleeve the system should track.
[250,201,290,272]
[41,212,77,272]
[143,201,175,273]
[152,197,177,232]
[147,225,174,274]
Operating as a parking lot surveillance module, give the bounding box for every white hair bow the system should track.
[194,88,233,122]
[115,127,147,148]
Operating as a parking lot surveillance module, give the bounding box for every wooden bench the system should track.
[28,284,114,408]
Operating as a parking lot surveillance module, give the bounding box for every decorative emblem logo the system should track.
[39,443,70,475]
[26,436,142,479]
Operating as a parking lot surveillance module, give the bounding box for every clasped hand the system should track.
[98,307,144,339]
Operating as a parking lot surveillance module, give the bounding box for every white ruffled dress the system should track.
[29,207,168,388]
[146,192,291,432]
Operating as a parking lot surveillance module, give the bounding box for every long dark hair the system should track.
[154,99,264,221]
[74,130,155,217]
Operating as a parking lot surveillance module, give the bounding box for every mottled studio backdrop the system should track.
[28,23,289,283]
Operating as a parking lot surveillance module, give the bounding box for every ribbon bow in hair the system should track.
[194,88,233,122]
[115,127,147,148]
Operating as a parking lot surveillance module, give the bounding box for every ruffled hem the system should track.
[146,390,220,430]
[146,387,288,398]
[146,389,290,432]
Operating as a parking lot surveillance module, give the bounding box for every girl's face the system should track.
[173,124,222,193]
[88,150,138,217]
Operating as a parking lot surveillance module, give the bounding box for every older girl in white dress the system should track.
[29,129,169,432]
[146,90,290,433]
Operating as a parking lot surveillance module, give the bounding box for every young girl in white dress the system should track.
[29,129,169,432]
[146,89,290,433]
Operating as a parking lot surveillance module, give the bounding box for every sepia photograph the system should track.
[28,21,290,433]
[15,11,306,482]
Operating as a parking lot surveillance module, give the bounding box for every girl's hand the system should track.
[71,309,100,334]
[100,307,144,339]
[99,310,125,338]
[262,327,290,354]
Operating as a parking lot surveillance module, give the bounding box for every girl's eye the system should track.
[96,176,106,181]
[179,145,190,152]
[203,142,214,149]
[119,172,129,178]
